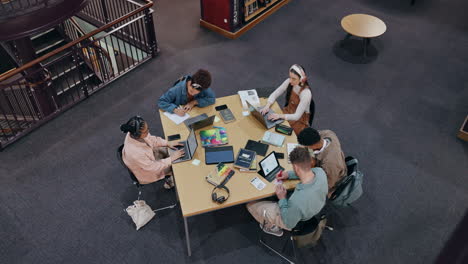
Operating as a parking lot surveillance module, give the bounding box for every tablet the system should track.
[205,146,235,164]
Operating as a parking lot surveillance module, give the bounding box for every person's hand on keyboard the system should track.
[267,113,282,121]
[170,149,185,162]
[259,105,270,115]
[168,141,184,150]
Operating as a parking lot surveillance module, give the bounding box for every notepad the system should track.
[163,111,190,125]
[261,131,285,147]
[287,143,300,163]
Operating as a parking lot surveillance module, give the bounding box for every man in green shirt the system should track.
[246,147,328,236]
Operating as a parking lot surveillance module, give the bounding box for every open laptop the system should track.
[168,128,198,163]
[259,151,284,182]
[190,115,216,131]
[184,114,208,129]
[247,101,283,129]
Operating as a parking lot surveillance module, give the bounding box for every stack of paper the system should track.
[238,89,260,110]
[287,143,300,163]
[163,112,190,125]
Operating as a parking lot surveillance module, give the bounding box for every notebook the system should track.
[200,127,228,147]
[234,148,256,169]
[261,131,285,147]
[245,140,269,156]
[206,163,235,186]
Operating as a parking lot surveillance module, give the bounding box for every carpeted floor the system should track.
[1,0,467,263]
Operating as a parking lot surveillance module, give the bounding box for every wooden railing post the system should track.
[100,0,110,23]
[144,9,158,57]
[13,37,57,117]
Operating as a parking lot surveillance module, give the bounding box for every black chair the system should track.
[259,210,332,264]
[117,144,177,212]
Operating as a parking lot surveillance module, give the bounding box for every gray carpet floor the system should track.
[1,0,467,263]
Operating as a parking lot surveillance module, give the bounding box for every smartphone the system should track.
[215,104,228,111]
[275,152,285,159]
[167,134,181,141]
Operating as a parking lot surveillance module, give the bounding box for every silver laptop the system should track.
[168,129,198,163]
[184,114,208,129]
[247,101,284,129]
[189,115,216,131]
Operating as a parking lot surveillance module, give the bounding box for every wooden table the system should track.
[159,95,299,256]
[341,14,387,57]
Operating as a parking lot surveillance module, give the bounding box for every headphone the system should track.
[211,185,230,204]
[290,64,307,83]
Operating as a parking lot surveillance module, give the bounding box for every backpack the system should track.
[329,156,363,207]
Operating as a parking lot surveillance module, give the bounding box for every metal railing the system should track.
[0,0,157,150]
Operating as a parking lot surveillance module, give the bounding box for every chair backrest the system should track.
[117,144,141,187]
[292,215,321,236]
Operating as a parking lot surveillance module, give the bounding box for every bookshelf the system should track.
[200,0,291,39]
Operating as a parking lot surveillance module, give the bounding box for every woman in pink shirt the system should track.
[120,116,184,188]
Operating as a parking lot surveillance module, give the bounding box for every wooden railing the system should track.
[0,0,157,150]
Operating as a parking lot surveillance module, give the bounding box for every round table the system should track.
[341,14,387,57]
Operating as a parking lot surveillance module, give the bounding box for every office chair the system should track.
[117,144,177,212]
[259,210,332,264]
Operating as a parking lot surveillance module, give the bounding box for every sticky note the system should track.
[250,177,266,190]
[192,159,201,166]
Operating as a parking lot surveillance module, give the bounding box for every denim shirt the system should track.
[158,75,216,113]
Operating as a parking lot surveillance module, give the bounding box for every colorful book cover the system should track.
[206,163,235,186]
[200,127,228,147]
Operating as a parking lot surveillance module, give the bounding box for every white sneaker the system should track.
[260,223,283,237]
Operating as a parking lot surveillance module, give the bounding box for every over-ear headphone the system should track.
[211,185,230,204]
[290,64,307,83]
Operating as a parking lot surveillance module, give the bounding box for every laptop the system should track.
[247,101,283,129]
[168,129,198,163]
[259,151,284,182]
[190,115,216,131]
[205,146,235,164]
[184,113,208,129]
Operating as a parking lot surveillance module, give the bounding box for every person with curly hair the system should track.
[158,69,215,116]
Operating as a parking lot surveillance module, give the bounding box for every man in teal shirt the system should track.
[246,147,328,236]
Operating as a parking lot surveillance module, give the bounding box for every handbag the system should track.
[125,200,155,230]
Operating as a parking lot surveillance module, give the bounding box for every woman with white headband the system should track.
[260,64,314,134]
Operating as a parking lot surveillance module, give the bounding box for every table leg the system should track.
[363,38,370,57]
[184,217,192,256]
[341,33,352,47]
